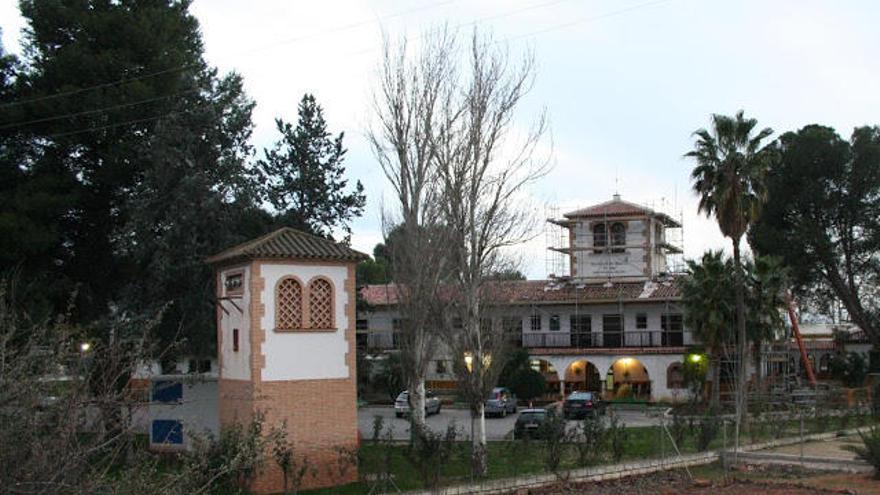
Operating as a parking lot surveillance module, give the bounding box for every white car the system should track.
[394,390,442,418]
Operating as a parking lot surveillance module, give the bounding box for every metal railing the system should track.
[522,330,689,349]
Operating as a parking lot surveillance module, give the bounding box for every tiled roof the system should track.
[207,227,367,265]
[563,196,652,219]
[360,278,681,307]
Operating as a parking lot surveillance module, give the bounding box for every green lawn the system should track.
[302,412,877,494]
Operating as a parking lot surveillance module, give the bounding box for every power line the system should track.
[22,0,676,139]
[1,0,579,131]
[46,109,188,139]
[0,87,202,131]
[0,0,456,111]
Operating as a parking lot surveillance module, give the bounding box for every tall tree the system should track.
[750,124,880,347]
[0,2,270,353]
[680,251,788,407]
[685,110,775,455]
[368,31,453,442]
[259,93,365,239]
[680,251,734,409]
[434,30,550,477]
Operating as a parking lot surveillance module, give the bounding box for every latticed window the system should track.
[308,278,334,329]
[276,278,303,330]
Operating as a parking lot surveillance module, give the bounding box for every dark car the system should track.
[485,387,518,417]
[562,391,606,419]
[513,408,547,439]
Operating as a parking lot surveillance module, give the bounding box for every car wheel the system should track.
[512,406,517,414]
[436,403,442,414]
[395,412,403,418]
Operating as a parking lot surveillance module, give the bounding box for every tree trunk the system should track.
[471,402,488,477]
[409,379,427,445]
[711,353,721,410]
[753,342,762,392]
[732,239,749,459]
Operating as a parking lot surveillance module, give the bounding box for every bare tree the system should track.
[433,30,551,476]
[368,30,455,436]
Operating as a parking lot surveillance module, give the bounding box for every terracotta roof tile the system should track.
[207,227,367,265]
[563,197,652,219]
[360,278,681,307]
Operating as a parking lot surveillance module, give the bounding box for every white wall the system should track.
[572,219,649,280]
[130,377,220,449]
[261,263,350,381]
[219,265,251,380]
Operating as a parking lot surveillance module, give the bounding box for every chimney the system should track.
[613,193,621,201]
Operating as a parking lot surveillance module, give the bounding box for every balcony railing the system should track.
[522,331,689,349]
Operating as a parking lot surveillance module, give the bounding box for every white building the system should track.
[359,195,695,401]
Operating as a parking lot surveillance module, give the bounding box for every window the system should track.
[592,223,607,251]
[356,319,369,331]
[276,277,303,330]
[224,271,244,295]
[308,278,334,329]
[232,328,239,352]
[611,222,626,253]
[188,359,211,374]
[570,315,591,347]
[636,313,647,330]
[151,419,183,445]
[549,315,561,331]
[502,317,522,347]
[602,314,622,347]
[152,380,183,403]
[667,363,685,389]
[661,313,683,346]
[530,314,542,331]
[436,360,448,374]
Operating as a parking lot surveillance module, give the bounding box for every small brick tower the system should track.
[207,228,366,493]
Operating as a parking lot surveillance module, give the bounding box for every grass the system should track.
[301,412,879,494]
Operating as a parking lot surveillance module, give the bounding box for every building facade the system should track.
[208,228,366,493]
[359,196,696,401]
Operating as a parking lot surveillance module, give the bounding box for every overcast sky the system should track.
[2,0,879,279]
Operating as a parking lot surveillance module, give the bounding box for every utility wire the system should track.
[0,0,578,132]
[0,0,456,111]
[23,0,675,139]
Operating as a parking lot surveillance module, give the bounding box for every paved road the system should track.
[357,405,664,440]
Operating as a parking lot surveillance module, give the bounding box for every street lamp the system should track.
[79,342,91,353]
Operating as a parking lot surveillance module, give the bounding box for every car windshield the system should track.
[396,392,408,400]
[568,392,592,400]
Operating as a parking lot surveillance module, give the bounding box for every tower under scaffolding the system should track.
[544,196,685,281]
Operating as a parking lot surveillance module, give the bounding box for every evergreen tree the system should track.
[259,94,365,239]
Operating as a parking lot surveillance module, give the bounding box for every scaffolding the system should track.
[544,198,685,279]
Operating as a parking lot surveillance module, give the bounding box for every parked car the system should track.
[485,387,518,417]
[513,408,548,439]
[562,391,606,419]
[394,390,442,418]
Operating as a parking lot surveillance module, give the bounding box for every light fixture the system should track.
[80,342,91,353]
[464,352,474,373]
[689,353,703,364]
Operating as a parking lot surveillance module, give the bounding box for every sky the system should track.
[2,0,879,279]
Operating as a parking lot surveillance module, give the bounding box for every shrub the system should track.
[574,415,607,466]
[607,412,628,461]
[669,412,689,448]
[406,422,459,490]
[538,409,569,473]
[846,426,880,479]
[696,412,720,452]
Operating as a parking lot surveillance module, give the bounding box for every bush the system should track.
[406,422,459,490]
[669,412,689,448]
[574,415,607,466]
[846,426,880,479]
[607,412,628,461]
[538,409,569,473]
[696,412,720,451]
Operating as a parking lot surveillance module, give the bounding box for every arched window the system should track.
[276,277,303,330]
[667,362,685,389]
[308,278,334,329]
[592,223,607,251]
[611,222,626,252]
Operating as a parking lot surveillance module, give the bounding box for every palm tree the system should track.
[745,255,789,387]
[680,251,736,409]
[685,110,775,454]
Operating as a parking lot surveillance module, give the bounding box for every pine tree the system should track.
[259,94,365,240]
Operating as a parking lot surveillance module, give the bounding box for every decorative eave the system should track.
[207,227,368,266]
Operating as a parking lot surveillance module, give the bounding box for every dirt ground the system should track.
[530,464,879,495]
